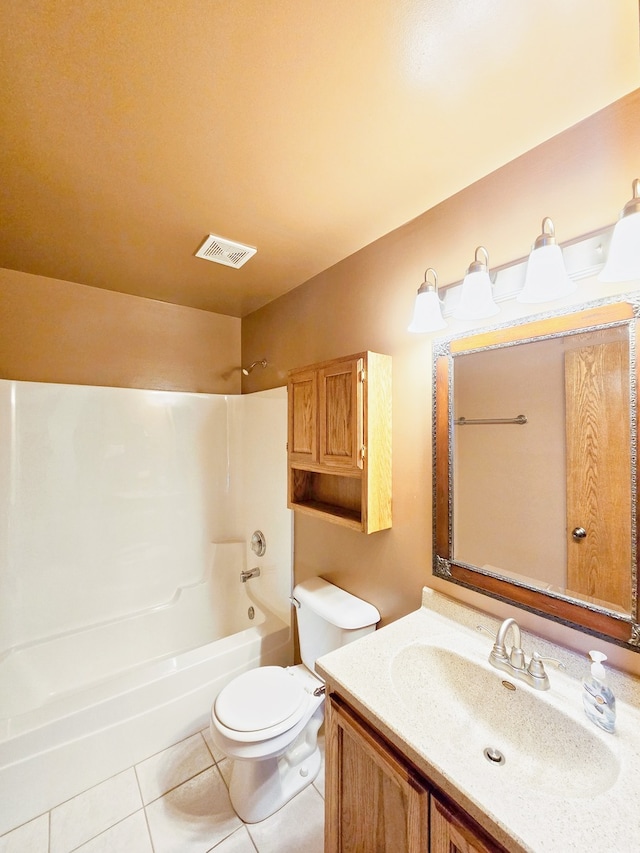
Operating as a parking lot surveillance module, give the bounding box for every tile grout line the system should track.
[65,809,146,853]
[140,728,211,765]
[48,766,142,853]
[0,810,49,844]
[133,759,156,853]
[142,763,218,808]
[142,806,157,853]
[135,729,216,807]
[41,763,140,830]
[216,825,259,853]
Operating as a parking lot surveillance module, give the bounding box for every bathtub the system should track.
[0,586,292,836]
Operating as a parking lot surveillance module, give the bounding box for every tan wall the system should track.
[242,88,640,676]
[0,268,241,393]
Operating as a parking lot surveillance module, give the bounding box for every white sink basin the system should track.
[391,642,620,798]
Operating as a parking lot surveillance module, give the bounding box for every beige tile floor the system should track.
[0,728,325,853]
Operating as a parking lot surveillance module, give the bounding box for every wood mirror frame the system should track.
[433,296,640,650]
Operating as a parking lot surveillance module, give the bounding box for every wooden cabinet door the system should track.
[431,796,505,853]
[325,696,429,853]
[288,368,318,465]
[319,357,363,470]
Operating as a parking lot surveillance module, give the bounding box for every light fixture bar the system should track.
[440,224,614,318]
[407,178,639,332]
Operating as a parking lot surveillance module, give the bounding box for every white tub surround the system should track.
[316,588,640,853]
[0,382,292,836]
[0,382,292,660]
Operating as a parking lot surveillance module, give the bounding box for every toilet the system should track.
[209,577,380,823]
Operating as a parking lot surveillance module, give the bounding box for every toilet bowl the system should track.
[209,577,379,823]
[211,664,325,822]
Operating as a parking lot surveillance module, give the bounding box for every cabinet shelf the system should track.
[287,352,391,533]
[288,498,363,530]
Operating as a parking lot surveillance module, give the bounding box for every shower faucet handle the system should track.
[240,567,260,583]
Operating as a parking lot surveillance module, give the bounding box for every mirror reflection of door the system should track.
[565,339,632,613]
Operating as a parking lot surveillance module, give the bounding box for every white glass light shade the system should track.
[599,179,640,282]
[453,269,499,319]
[518,243,576,303]
[599,212,640,282]
[408,268,446,333]
[408,290,446,332]
[452,247,499,320]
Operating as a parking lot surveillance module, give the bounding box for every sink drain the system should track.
[483,747,506,766]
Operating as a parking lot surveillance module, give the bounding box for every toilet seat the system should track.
[214,666,309,741]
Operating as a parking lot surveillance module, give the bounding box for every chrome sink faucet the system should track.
[479,617,563,691]
[491,617,525,670]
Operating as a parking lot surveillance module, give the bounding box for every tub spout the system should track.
[241,567,261,583]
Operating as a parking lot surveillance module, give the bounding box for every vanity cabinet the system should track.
[325,695,508,853]
[287,352,391,533]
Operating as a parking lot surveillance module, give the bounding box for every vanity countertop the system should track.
[316,588,640,853]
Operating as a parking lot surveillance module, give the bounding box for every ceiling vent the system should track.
[195,234,257,269]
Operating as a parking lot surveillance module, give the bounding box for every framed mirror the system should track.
[433,296,640,650]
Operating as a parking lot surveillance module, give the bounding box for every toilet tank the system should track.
[293,577,380,675]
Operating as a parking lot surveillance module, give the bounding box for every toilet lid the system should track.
[215,666,307,733]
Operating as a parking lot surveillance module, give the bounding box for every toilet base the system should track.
[227,705,324,823]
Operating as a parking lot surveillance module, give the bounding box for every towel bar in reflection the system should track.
[454,414,527,425]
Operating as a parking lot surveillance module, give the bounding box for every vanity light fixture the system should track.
[452,246,500,320]
[517,217,577,304]
[408,268,447,332]
[598,179,640,282]
[405,176,640,336]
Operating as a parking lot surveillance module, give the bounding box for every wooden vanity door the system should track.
[431,796,504,853]
[325,696,429,853]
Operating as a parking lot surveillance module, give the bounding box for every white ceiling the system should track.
[1,1,638,317]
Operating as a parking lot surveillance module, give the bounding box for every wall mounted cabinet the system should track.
[287,352,391,533]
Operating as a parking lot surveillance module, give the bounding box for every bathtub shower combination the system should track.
[0,381,292,836]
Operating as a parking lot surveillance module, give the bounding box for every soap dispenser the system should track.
[582,650,616,733]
